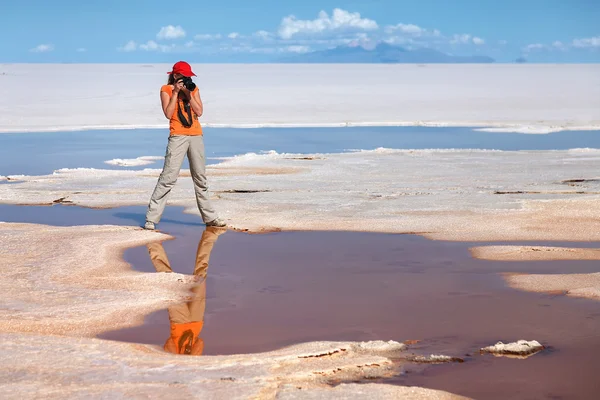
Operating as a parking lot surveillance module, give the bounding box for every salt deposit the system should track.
[480,340,544,358]
[0,222,183,336]
[0,222,466,399]
[470,246,600,261]
[0,64,598,133]
[506,272,600,301]
[468,246,600,300]
[0,332,467,400]
[407,355,464,364]
[104,156,163,167]
[2,148,600,241]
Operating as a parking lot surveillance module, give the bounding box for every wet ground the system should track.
[2,126,600,399]
[1,204,599,399]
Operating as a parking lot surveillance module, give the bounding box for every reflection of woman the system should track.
[144,61,226,231]
[146,227,226,355]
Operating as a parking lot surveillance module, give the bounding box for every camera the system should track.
[178,76,196,91]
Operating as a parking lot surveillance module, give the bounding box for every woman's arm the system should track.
[161,90,179,119]
[187,89,204,117]
[161,81,184,119]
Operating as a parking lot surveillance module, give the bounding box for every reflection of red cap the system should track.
[168,61,196,77]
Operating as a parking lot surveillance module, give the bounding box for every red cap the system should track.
[168,61,196,77]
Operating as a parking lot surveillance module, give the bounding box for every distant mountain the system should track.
[515,57,527,63]
[278,43,495,64]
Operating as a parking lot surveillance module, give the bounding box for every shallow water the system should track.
[2,126,600,175]
[2,204,598,400]
[101,228,600,400]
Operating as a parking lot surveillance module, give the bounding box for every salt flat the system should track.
[0,64,599,133]
[2,148,600,241]
[2,63,600,398]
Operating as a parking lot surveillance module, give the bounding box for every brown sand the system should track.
[505,272,600,300]
[138,166,305,178]
[0,222,197,336]
[469,246,600,301]
[217,198,600,242]
[470,245,600,261]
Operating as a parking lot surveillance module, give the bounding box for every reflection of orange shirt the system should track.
[160,85,203,136]
[164,321,204,355]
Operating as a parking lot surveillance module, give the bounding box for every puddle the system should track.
[105,224,600,399]
[2,204,599,399]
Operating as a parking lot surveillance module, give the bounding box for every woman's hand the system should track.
[172,79,184,94]
[179,86,190,97]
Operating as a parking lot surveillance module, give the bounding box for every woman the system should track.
[147,226,226,355]
[145,61,226,230]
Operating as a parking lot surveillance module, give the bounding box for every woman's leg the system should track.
[146,242,173,273]
[146,135,189,224]
[193,226,227,277]
[187,135,219,223]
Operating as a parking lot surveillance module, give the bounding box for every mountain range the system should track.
[279,43,495,64]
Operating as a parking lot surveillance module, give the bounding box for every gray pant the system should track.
[146,135,218,224]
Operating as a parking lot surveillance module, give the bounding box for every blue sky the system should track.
[2,0,599,63]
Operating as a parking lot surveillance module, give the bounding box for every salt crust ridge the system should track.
[104,156,164,167]
[480,340,544,358]
[506,272,600,301]
[469,246,600,301]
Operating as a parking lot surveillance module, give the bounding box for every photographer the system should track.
[145,61,226,230]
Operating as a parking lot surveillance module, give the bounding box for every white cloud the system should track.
[76,48,87,52]
[157,25,186,40]
[30,44,54,53]
[552,41,568,51]
[572,36,600,48]
[119,40,137,52]
[517,37,599,54]
[278,8,378,39]
[140,40,173,52]
[523,43,547,52]
[384,36,416,46]
[117,11,495,56]
[226,44,312,54]
[450,34,471,44]
[223,45,276,54]
[254,30,274,40]
[286,45,311,53]
[249,47,277,54]
[385,23,434,37]
[195,33,222,40]
[140,40,158,51]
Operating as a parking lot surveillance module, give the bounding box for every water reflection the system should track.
[146,227,226,355]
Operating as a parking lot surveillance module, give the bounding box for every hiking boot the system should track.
[205,218,227,228]
[144,221,156,230]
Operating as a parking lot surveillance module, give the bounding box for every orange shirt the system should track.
[160,85,203,136]
[164,321,204,355]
